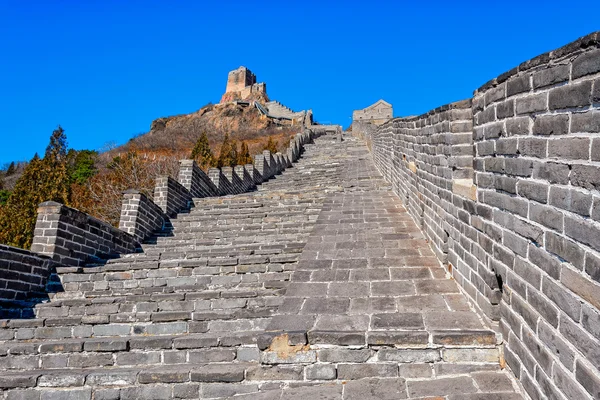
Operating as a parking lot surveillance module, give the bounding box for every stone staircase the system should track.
[0,136,523,399]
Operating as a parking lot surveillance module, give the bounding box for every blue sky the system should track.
[0,1,598,165]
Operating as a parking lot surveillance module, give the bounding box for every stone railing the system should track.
[367,31,600,400]
[19,128,320,274]
[0,244,54,303]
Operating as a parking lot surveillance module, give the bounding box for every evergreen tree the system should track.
[0,154,45,248]
[0,190,9,206]
[238,141,252,165]
[0,126,71,249]
[190,132,214,169]
[229,140,239,168]
[5,162,15,176]
[263,137,278,154]
[217,133,236,168]
[67,149,98,185]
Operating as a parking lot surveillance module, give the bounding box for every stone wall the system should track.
[32,201,140,266]
[154,176,193,217]
[0,244,54,302]
[368,31,600,400]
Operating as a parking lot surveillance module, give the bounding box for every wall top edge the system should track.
[0,243,53,260]
[474,31,600,95]
[382,98,472,128]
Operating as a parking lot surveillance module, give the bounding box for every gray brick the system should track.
[485,83,506,105]
[573,48,600,79]
[504,158,533,177]
[553,363,593,400]
[565,214,600,253]
[533,114,569,135]
[582,304,600,341]
[533,161,570,184]
[529,244,561,280]
[517,180,548,203]
[120,385,172,400]
[538,320,576,370]
[585,253,600,283]
[93,389,120,400]
[344,377,408,400]
[518,137,547,158]
[92,324,130,336]
[484,122,505,139]
[496,100,515,119]
[516,93,547,115]
[115,351,160,366]
[305,364,336,380]
[573,111,600,134]
[572,164,600,191]
[506,116,531,136]
[548,137,590,160]
[40,389,91,400]
[549,81,592,110]
[407,376,477,397]
[549,186,592,216]
[496,138,518,155]
[533,64,570,88]
[337,363,397,379]
[6,389,40,400]
[575,360,600,399]
[507,73,532,97]
[379,349,441,362]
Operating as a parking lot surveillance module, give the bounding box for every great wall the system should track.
[0,32,598,400]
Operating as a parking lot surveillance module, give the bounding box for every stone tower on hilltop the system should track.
[221,66,268,103]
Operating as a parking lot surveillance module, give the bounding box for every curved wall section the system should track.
[368,31,600,400]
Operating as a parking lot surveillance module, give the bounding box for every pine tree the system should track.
[0,154,46,248]
[238,141,252,165]
[5,162,15,176]
[67,149,98,185]
[0,126,71,249]
[190,132,214,169]
[217,133,236,168]
[263,137,278,154]
[229,140,239,168]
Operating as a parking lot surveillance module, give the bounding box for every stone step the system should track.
[0,331,263,371]
[30,295,281,322]
[0,315,272,342]
[54,266,292,296]
[0,362,520,399]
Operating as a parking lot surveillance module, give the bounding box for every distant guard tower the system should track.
[352,99,393,138]
[222,66,267,102]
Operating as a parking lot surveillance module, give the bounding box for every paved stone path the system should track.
[0,135,523,399]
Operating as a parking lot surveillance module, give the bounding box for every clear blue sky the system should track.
[0,0,598,165]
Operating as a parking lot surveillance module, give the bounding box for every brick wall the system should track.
[0,244,54,302]
[178,160,219,198]
[32,201,140,266]
[15,128,322,294]
[118,190,166,244]
[154,175,193,217]
[368,32,600,400]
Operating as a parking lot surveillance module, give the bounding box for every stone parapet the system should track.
[0,244,54,302]
[32,201,140,267]
[178,159,218,198]
[118,190,166,244]
[367,31,600,400]
[154,175,192,217]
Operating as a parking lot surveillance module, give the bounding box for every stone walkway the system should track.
[0,135,523,399]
